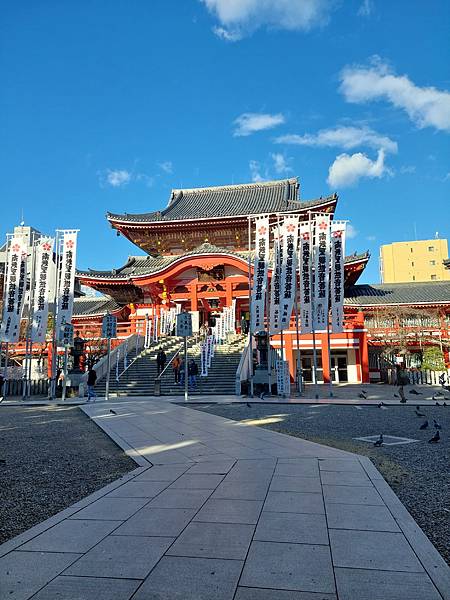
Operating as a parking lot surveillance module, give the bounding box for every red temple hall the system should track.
[76,178,372,385]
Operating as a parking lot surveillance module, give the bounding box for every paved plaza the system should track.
[1,398,449,599]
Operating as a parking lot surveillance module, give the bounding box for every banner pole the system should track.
[247,216,254,397]
[105,337,111,401]
[26,233,38,398]
[184,336,188,402]
[1,235,12,400]
[61,344,69,402]
[309,212,319,400]
[326,310,333,398]
[50,232,61,399]
[266,257,272,398]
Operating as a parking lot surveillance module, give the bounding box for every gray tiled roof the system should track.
[77,243,248,280]
[73,297,121,317]
[77,243,368,282]
[107,178,337,223]
[345,281,450,306]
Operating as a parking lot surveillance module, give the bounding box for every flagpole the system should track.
[26,233,38,398]
[50,231,62,400]
[1,234,12,400]
[309,212,319,400]
[326,309,333,398]
[247,216,254,397]
[294,280,302,395]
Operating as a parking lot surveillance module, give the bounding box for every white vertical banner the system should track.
[231,298,236,333]
[331,222,346,333]
[279,216,299,330]
[299,222,313,334]
[313,215,331,331]
[56,231,78,332]
[207,335,213,368]
[269,227,282,335]
[31,237,54,343]
[153,315,159,341]
[0,237,27,343]
[250,217,269,333]
[200,342,208,376]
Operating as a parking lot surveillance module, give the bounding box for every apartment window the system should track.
[430,260,436,266]
[412,275,415,281]
[411,261,415,267]
[431,274,437,280]
[428,246,434,252]
[410,248,413,253]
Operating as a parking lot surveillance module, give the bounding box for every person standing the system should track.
[179,358,185,387]
[87,367,97,402]
[172,355,181,383]
[156,349,167,376]
[188,359,199,389]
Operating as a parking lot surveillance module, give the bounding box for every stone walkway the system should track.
[1,399,449,599]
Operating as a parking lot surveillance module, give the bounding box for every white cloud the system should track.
[202,0,333,41]
[340,58,450,132]
[233,112,285,136]
[158,161,173,174]
[357,0,373,17]
[213,26,243,41]
[327,149,390,188]
[399,165,416,175]
[346,224,358,239]
[105,169,131,187]
[276,125,397,153]
[366,235,376,241]
[271,153,292,174]
[249,160,266,182]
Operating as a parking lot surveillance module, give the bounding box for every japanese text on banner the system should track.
[313,215,331,331]
[331,222,346,333]
[279,216,299,330]
[56,231,78,332]
[250,217,269,333]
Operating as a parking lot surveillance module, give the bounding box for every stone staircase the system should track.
[95,335,246,397]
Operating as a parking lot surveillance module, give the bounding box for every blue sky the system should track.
[1,0,449,283]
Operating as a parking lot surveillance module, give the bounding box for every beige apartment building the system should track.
[380,239,450,283]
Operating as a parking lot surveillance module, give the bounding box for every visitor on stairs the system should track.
[172,355,181,383]
[156,349,167,376]
[188,359,199,388]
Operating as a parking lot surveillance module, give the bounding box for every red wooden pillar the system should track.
[225,282,233,307]
[357,311,370,384]
[285,335,295,382]
[190,284,198,311]
[47,343,53,378]
[321,333,331,384]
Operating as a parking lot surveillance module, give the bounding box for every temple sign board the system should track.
[58,323,74,347]
[176,312,192,337]
[102,314,117,339]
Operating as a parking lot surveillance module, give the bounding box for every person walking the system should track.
[156,349,167,376]
[188,359,199,389]
[179,358,185,387]
[87,367,97,402]
[396,364,408,403]
[172,355,181,384]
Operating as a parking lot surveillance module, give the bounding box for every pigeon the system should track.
[109,409,117,415]
[433,419,442,430]
[419,420,429,430]
[358,392,367,399]
[373,434,383,447]
[415,408,426,417]
[260,391,266,400]
[246,402,251,408]
[409,389,421,395]
[428,430,440,443]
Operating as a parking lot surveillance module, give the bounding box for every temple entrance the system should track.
[331,353,348,383]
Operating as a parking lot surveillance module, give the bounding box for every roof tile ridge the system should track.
[170,177,298,196]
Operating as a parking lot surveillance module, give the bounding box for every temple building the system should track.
[76,178,373,384]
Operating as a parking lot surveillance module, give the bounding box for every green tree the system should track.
[421,347,445,371]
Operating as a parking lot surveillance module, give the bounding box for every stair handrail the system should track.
[93,334,140,382]
[235,337,251,396]
[156,345,183,380]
